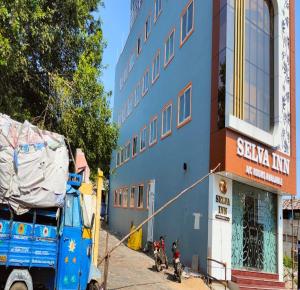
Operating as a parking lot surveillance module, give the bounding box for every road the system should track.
[97,227,209,290]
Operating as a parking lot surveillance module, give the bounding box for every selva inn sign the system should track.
[236,137,290,186]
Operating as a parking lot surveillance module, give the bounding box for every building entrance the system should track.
[232,182,277,273]
[243,195,264,270]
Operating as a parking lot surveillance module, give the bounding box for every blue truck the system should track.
[0,174,102,290]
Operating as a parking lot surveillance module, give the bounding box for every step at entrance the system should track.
[231,270,285,290]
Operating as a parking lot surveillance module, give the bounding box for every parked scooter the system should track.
[153,236,168,271]
[172,240,182,283]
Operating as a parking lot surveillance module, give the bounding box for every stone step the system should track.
[239,287,286,290]
[231,270,284,290]
[232,275,285,288]
[231,269,279,281]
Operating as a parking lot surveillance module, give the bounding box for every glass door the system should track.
[232,182,277,273]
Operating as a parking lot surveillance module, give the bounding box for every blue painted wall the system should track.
[110,0,213,272]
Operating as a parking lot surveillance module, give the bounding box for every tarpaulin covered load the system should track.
[0,114,69,215]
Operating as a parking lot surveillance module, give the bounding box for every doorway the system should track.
[232,182,278,273]
[147,180,155,242]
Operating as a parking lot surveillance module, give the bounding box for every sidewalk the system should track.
[97,227,209,290]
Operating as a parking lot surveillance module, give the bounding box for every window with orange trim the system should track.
[165,29,175,67]
[137,36,142,55]
[134,81,142,106]
[116,151,121,167]
[137,185,144,208]
[132,135,138,157]
[178,83,192,127]
[122,188,129,208]
[162,103,172,138]
[181,0,194,46]
[130,186,136,208]
[149,117,158,145]
[142,69,150,95]
[140,126,147,151]
[118,189,122,207]
[114,190,118,206]
[154,0,162,22]
[152,50,160,83]
[145,14,151,41]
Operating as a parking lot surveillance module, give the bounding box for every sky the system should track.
[99,1,300,194]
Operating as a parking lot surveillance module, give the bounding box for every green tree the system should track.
[0,0,118,176]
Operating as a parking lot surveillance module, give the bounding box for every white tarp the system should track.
[0,114,69,214]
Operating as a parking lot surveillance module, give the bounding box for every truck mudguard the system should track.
[4,269,33,290]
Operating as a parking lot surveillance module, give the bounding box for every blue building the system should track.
[109,0,296,287]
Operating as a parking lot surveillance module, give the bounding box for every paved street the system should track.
[98,228,209,290]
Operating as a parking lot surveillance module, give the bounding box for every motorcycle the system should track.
[172,240,182,283]
[153,236,168,272]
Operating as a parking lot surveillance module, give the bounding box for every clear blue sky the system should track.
[99,1,300,194]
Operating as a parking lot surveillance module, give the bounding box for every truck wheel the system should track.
[88,281,103,290]
[10,282,28,290]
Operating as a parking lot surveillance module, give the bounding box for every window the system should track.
[178,82,192,127]
[119,75,123,91]
[140,126,147,152]
[130,186,136,208]
[118,189,122,207]
[181,0,194,46]
[117,112,122,126]
[145,15,151,41]
[120,147,125,164]
[116,151,121,167]
[152,50,160,83]
[149,116,158,146]
[137,185,144,208]
[134,82,141,107]
[132,135,138,157]
[128,94,134,116]
[142,69,150,96]
[125,142,131,161]
[122,188,128,208]
[162,102,172,138]
[154,0,162,22]
[122,105,126,123]
[125,100,129,118]
[114,190,118,206]
[244,0,274,132]
[129,52,135,72]
[137,36,142,55]
[165,29,175,67]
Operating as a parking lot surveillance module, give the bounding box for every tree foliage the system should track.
[0,0,118,176]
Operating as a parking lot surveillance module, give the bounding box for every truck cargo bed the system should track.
[0,207,58,269]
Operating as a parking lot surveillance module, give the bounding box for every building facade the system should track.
[109,0,296,284]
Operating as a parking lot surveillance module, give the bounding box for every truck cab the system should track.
[0,175,101,290]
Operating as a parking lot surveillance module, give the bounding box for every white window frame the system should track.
[164,28,175,68]
[137,35,142,55]
[137,184,144,208]
[154,0,162,23]
[180,0,194,47]
[161,101,172,139]
[130,186,136,208]
[140,126,147,152]
[177,82,192,128]
[122,187,129,208]
[144,13,151,41]
[142,68,150,96]
[132,135,138,157]
[149,116,158,146]
[152,50,160,83]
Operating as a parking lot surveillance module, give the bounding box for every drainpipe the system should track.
[93,169,104,266]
